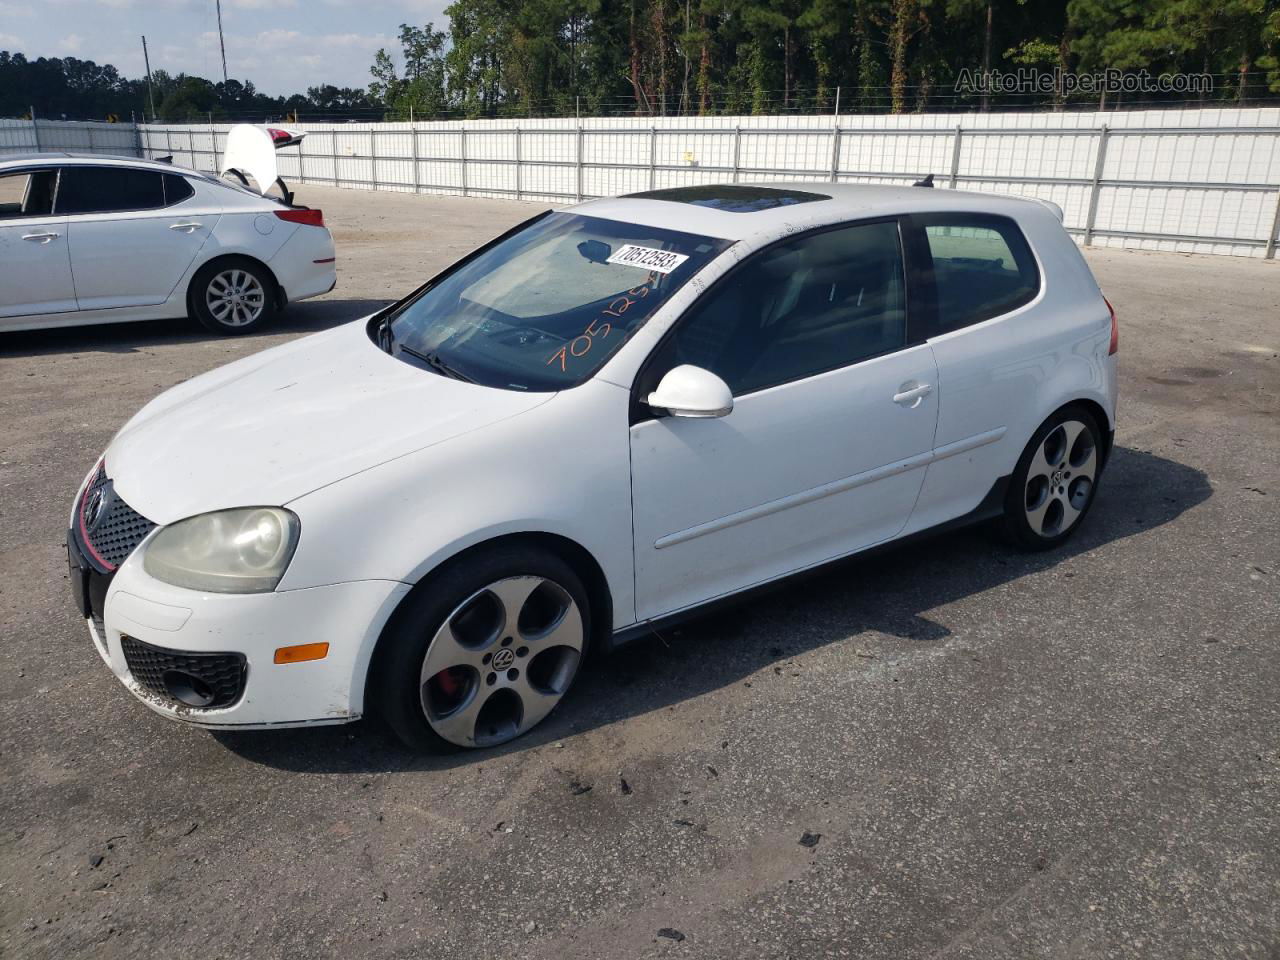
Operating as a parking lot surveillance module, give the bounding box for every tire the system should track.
[189,257,278,335]
[1001,405,1104,551]
[372,545,591,753]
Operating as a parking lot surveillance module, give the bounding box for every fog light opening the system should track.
[161,669,216,708]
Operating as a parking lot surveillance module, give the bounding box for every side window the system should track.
[0,170,58,219]
[921,217,1038,334]
[646,219,907,397]
[163,174,194,206]
[56,167,166,216]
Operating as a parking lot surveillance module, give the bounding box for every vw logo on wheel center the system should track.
[492,648,515,670]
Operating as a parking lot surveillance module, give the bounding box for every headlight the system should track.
[143,507,300,593]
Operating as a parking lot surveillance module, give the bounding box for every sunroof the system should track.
[624,184,831,213]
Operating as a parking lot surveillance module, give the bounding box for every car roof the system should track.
[0,152,195,174]
[573,181,1053,241]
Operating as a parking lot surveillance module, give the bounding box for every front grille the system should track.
[79,465,156,569]
[121,635,247,710]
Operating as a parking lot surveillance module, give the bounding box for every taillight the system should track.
[275,208,324,228]
[1104,296,1118,355]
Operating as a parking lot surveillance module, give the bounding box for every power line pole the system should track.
[141,35,157,121]
[215,0,229,84]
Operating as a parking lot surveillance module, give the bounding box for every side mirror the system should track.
[646,365,733,419]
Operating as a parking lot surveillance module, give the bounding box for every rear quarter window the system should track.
[920,215,1039,335]
[163,174,194,205]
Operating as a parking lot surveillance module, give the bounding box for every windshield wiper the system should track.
[377,314,395,353]
[396,343,475,383]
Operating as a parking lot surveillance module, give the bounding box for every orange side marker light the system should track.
[274,642,329,664]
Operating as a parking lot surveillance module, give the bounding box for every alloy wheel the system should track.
[1023,419,1097,538]
[419,576,584,748]
[206,269,266,327]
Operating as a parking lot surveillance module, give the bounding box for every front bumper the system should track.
[68,529,409,728]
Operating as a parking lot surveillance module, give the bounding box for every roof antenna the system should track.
[913,173,935,188]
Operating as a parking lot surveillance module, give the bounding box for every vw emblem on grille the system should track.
[492,647,515,670]
[84,487,108,529]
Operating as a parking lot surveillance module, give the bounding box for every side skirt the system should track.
[603,474,1011,654]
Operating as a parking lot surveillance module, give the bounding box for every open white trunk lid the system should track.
[219,124,305,200]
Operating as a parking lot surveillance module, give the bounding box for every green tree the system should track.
[157,75,218,120]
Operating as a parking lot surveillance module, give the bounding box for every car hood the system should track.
[106,320,554,525]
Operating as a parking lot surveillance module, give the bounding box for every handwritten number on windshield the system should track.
[547,281,653,372]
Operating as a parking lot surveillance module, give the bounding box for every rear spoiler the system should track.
[219,124,305,203]
[1029,197,1065,222]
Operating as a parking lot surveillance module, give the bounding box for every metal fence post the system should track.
[829,122,841,183]
[30,109,40,151]
[576,123,584,201]
[732,126,741,183]
[86,123,96,153]
[1084,125,1110,246]
[369,126,378,190]
[333,127,340,188]
[460,126,468,198]
[514,126,522,201]
[134,120,145,158]
[1265,187,1280,259]
[210,115,219,170]
[949,124,963,188]
[648,127,657,190]
[295,131,303,185]
[410,122,419,195]
[188,128,195,168]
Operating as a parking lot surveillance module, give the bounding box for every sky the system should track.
[0,0,452,96]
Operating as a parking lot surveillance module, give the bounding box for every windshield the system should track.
[380,212,733,391]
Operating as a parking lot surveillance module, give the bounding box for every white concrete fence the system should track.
[5,109,1280,258]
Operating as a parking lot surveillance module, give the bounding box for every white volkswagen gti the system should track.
[66,183,1118,752]
[1,128,334,335]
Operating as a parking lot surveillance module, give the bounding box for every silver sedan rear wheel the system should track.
[1023,418,1098,538]
[205,268,266,328]
[419,575,585,748]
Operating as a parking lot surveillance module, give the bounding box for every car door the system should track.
[628,218,940,622]
[899,213,1045,531]
[0,167,78,321]
[59,166,215,311]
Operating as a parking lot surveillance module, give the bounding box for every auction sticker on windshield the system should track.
[606,244,690,274]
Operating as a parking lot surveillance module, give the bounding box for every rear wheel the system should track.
[189,258,277,335]
[1002,407,1103,550]
[373,546,590,753]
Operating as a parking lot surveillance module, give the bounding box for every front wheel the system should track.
[372,546,591,753]
[189,258,278,335]
[1002,407,1104,550]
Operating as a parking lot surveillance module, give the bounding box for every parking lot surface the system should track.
[1,185,1277,959]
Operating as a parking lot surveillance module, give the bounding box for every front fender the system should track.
[278,378,637,631]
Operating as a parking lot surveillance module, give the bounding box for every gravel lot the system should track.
[1,185,1277,960]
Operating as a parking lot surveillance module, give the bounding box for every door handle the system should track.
[22,231,59,243]
[893,382,934,407]
[169,222,202,232]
